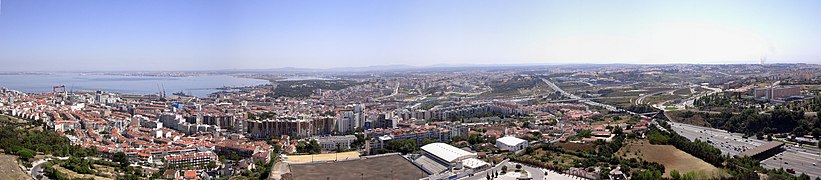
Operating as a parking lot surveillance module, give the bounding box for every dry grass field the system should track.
[54,165,113,180]
[555,142,597,151]
[0,154,29,180]
[665,110,713,127]
[284,151,360,163]
[617,140,725,178]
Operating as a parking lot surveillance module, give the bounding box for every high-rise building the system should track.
[246,115,334,139]
[753,86,801,101]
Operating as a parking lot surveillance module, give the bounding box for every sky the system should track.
[0,0,820,71]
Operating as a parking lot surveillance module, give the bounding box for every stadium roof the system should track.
[497,136,527,146]
[421,143,475,163]
[737,141,784,157]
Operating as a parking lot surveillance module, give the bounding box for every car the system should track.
[784,162,788,164]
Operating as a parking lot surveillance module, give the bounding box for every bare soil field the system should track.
[287,154,427,180]
[617,140,725,178]
[0,154,29,180]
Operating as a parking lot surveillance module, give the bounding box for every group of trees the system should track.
[296,139,322,154]
[514,140,664,180]
[0,117,92,162]
[272,80,359,98]
[784,95,821,112]
[693,92,751,110]
[623,104,659,114]
[385,139,418,154]
[705,108,817,137]
[57,156,95,174]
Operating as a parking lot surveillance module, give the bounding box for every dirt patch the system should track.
[617,140,724,178]
[0,154,29,180]
[288,155,427,180]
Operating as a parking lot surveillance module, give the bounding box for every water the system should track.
[277,76,331,81]
[0,73,270,97]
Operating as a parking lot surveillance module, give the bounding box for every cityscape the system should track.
[2,1,821,180]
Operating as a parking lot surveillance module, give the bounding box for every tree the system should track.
[613,126,624,135]
[309,139,322,154]
[422,138,437,146]
[501,166,508,173]
[16,148,35,161]
[799,173,811,180]
[113,151,129,169]
[516,164,522,170]
[670,170,681,180]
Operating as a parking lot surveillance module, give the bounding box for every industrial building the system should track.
[411,143,489,176]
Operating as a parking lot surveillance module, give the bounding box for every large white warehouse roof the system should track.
[420,143,475,163]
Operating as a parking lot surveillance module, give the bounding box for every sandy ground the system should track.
[284,151,360,163]
[0,154,29,180]
[618,140,724,178]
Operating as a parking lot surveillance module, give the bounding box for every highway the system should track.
[669,122,821,178]
[544,77,820,178]
[670,122,762,156]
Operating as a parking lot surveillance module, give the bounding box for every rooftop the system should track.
[497,136,527,146]
[420,143,474,163]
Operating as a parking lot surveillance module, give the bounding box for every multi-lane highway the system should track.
[670,122,761,156]
[545,77,821,178]
[670,121,821,178]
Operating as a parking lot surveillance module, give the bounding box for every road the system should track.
[636,89,676,105]
[541,77,620,112]
[669,122,821,178]
[670,122,761,156]
[545,77,821,178]
[30,156,68,179]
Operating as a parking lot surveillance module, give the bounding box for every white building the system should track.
[496,136,528,152]
[413,143,489,175]
[314,135,357,151]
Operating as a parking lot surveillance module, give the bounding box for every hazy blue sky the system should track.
[0,0,820,71]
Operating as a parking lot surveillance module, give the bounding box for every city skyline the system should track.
[1,0,821,71]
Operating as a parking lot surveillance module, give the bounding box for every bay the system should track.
[0,73,270,97]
